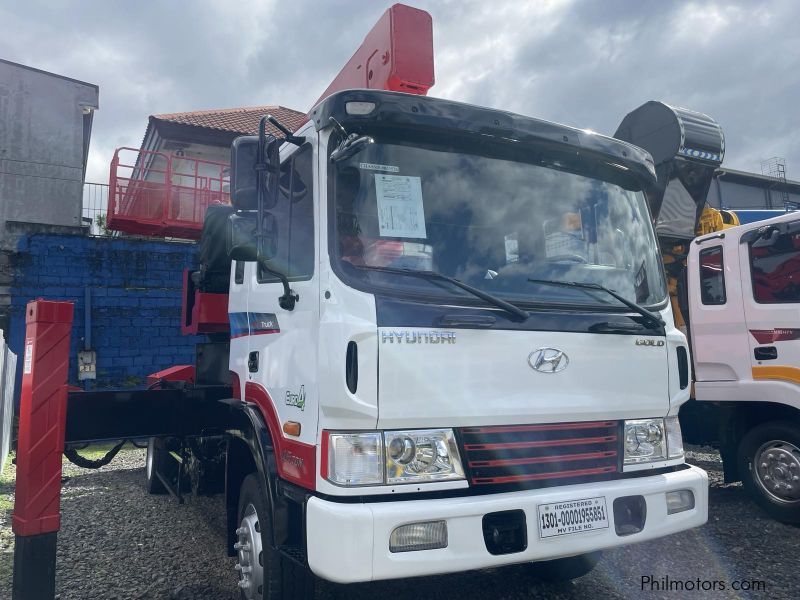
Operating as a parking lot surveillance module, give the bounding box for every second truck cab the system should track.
[685,212,800,523]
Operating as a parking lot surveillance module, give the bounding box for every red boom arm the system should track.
[310,3,434,110]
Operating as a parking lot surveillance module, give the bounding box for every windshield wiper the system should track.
[356,265,529,321]
[527,278,666,330]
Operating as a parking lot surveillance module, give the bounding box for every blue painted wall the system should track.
[8,233,203,395]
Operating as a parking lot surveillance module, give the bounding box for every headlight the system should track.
[324,429,465,486]
[623,418,667,464]
[665,416,684,459]
[327,432,383,485]
[385,429,465,484]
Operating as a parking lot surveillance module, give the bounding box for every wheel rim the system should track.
[753,439,800,504]
[235,503,264,599]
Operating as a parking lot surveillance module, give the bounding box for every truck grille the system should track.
[459,421,620,490]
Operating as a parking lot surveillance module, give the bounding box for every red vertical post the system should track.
[12,300,74,600]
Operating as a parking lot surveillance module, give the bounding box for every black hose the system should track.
[64,440,126,469]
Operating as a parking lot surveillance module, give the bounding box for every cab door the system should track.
[688,239,751,382]
[738,221,800,382]
[245,140,320,457]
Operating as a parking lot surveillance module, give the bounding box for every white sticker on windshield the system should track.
[360,162,399,173]
[375,174,427,239]
[505,233,519,264]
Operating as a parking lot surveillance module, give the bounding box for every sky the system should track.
[1,0,798,183]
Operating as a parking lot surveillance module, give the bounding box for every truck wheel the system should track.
[145,437,167,495]
[236,474,316,600]
[738,421,800,524]
[530,551,602,582]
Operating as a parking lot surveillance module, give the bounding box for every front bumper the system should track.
[306,465,708,583]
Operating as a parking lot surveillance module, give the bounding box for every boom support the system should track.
[310,3,434,109]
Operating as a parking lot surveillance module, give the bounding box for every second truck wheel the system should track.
[738,421,800,524]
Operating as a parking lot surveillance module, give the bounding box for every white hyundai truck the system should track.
[209,86,708,598]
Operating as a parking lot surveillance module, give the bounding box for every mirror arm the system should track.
[267,115,305,147]
[256,256,299,311]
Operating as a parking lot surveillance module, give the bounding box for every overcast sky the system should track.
[2,0,798,183]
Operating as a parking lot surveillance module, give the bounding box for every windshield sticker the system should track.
[505,233,519,264]
[375,174,427,239]
[359,162,399,173]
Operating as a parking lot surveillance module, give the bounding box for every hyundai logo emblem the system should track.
[528,347,569,373]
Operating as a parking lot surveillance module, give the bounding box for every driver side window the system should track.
[257,144,314,283]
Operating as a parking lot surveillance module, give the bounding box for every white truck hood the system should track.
[377,327,668,429]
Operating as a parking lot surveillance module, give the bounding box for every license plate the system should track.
[537,496,609,538]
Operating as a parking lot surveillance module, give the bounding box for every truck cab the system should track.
[685,213,800,522]
[223,89,707,598]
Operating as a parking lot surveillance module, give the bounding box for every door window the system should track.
[750,230,800,303]
[258,144,314,283]
[699,246,726,305]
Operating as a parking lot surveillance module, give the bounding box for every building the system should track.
[707,167,800,211]
[108,105,306,238]
[0,59,99,236]
[0,58,99,335]
[142,105,306,165]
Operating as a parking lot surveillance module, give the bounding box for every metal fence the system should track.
[1,335,18,474]
[83,182,109,235]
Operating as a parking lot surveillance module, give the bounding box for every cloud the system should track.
[1,0,798,182]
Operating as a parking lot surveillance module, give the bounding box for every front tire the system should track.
[236,473,316,600]
[738,421,800,524]
[530,551,602,582]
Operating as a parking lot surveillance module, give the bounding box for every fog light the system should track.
[666,489,695,514]
[389,521,447,553]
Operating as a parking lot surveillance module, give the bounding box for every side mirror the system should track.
[330,134,374,163]
[752,226,781,249]
[230,137,259,210]
[230,135,281,210]
[227,212,258,261]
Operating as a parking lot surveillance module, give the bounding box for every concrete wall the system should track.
[0,60,99,237]
[7,231,203,397]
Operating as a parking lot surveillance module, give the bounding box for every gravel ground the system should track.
[1,446,798,599]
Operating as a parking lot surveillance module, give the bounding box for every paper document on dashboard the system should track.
[375,174,427,239]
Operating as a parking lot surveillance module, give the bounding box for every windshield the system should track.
[330,132,666,308]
